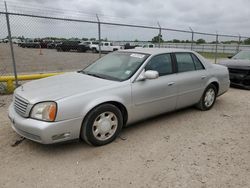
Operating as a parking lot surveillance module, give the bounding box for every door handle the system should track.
[168,82,175,86]
[201,75,207,79]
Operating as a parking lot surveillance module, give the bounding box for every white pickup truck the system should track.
[86,41,123,53]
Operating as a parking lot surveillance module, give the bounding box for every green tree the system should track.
[172,39,180,43]
[152,34,164,43]
[196,38,206,44]
[244,38,250,45]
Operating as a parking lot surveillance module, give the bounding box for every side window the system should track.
[105,43,109,46]
[145,54,173,76]
[191,54,204,70]
[175,53,195,72]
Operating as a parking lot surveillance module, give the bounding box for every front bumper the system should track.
[229,74,250,90]
[8,103,83,144]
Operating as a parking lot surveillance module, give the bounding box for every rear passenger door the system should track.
[173,52,208,109]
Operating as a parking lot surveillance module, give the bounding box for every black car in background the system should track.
[19,41,40,48]
[56,41,89,52]
[219,50,250,89]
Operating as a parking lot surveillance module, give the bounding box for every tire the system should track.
[81,104,123,146]
[92,48,97,53]
[196,84,217,111]
[56,47,62,52]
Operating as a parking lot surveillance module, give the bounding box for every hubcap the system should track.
[92,112,118,141]
[204,88,215,107]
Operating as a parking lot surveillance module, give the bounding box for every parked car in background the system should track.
[19,39,40,48]
[92,42,123,53]
[47,40,62,49]
[3,38,9,43]
[219,49,250,89]
[8,48,229,146]
[124,43,137,49]
[56,40,89,52]
[83,41,99,52]
[135,43,155,49]
[12,38,22,44]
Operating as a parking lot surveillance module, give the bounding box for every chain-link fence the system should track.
[0,2,250,89]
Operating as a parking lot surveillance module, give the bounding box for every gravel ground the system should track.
[0,43,220,76]
[0,88,249,188]
[0,43,101,75]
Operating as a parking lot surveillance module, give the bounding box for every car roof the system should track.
[119,48,193,55]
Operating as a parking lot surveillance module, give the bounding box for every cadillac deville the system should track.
[8,48,230,146]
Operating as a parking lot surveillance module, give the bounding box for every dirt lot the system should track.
[0,43,221,76]
[0,88,249,188]
[0,43,101,75]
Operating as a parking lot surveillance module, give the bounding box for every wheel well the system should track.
[84,101,128,126]
[107,101,128,126]
[210,81,219,93]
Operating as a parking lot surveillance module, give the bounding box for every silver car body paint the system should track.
[8,48,230,144]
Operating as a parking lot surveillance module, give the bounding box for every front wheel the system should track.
[81,104,123,146]
[196,84,217,111]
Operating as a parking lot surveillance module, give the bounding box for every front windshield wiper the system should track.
[78,70,103,78]
[78,70,121,81]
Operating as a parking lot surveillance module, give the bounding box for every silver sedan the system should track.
[8,48,230,146]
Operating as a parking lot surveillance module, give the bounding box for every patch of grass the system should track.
[198,52,233,59]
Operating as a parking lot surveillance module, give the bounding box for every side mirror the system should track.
[228,55,233,59]
[136,70,159,81]
[144,70,159,79]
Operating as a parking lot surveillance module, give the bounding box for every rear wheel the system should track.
[56,47,62,52]
[81,104,123,146]
[92,48,98,53]
[196,84,217,111]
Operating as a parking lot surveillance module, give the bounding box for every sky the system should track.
[0,0,250,41]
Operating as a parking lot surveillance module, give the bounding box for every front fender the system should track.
[81,96,128,119]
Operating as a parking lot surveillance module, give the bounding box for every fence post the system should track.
[237,35,241,53]
[157,22,161,48]
[189,27,194,50]
[96,14,101,58]
[214,34,219,64]
[4,1,18,87]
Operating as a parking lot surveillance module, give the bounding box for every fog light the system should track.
[52,132,70,140]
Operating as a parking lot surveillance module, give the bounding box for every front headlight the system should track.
[30,102,57,122]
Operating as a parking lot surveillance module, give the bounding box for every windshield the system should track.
[232,50,250,60]
[80,52,149,81]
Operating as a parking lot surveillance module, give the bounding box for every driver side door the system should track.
[131,53,178,121]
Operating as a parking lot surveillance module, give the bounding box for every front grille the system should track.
[14,95,29,117]
[228,68,249,75]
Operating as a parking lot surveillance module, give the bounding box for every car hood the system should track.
[15,72,117,104]
[218,59,250,70]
